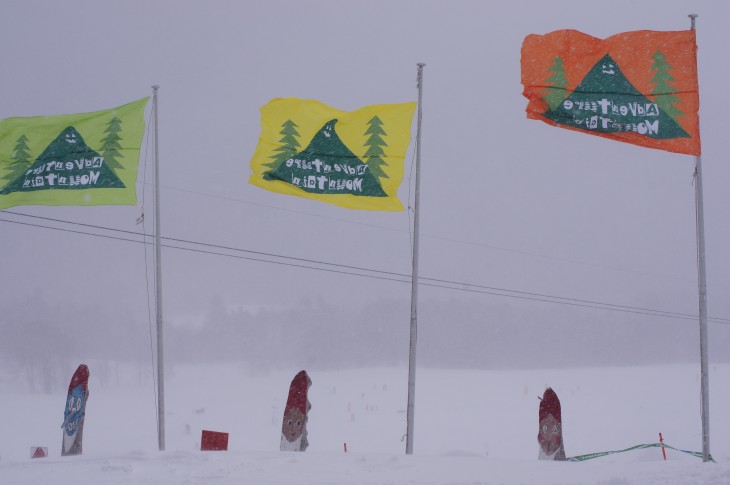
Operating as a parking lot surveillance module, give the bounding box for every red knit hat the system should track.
[539,387,561,423]
[285,370,311,414]
[68,364,90,394]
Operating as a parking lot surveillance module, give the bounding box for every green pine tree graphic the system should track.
[264,119,386,197]
[541,56,570,111]
[543,53,690,140]
[1,126,125,195]
[650,50,684,120]
[363,116,389,181]
[3,134,32,184]
[100,117,124,171]
[265,119,301,169]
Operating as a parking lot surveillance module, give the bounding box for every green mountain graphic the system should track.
[264,119,387,197]
[542,54,689,139]
[1,126,125,195]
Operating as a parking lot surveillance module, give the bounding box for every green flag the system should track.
[0,97,149,210]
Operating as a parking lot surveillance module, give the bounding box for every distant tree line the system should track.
[2,292,728,394]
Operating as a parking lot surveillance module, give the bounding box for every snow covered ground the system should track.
[2,362,729,484]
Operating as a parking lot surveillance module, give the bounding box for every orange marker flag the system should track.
[521,29,700,155]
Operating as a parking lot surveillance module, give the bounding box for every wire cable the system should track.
[2,212,728,326]
[144,183,679,281]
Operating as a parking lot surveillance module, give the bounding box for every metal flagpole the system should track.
[688,13,710,463]
[406,63,425,455]
[152,85,166,451]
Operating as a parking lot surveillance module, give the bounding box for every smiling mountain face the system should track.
[264,119,387,197]
[542,54,689,140]
[1,126,125,194]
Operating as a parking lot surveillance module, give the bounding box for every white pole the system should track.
[695,152,711,463]
[406,63,425,455]
[689,13,710,463]
[152,85,165,451]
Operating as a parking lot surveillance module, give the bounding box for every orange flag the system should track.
[521,29,700,155]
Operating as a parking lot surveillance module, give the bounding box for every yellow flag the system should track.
[249,98,416,211]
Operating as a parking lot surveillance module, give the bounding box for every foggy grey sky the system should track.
[1,0,728,368]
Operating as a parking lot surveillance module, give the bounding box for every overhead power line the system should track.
[2,210,729,326]
[157,183,676,280]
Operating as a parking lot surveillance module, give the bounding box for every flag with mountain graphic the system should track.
[249,98,416,211]
[0,97,149,209]
[521,29,700,155]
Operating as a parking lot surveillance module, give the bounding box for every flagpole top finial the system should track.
[688,14,698,30]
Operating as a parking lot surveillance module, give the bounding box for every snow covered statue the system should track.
[280,370,312,451]
[538,387,566,460]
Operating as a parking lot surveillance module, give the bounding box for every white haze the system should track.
[1,0,729,370]
[2,0,730,481]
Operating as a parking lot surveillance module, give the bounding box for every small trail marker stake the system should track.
[659,433,667,461]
